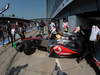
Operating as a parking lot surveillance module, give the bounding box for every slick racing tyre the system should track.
[16,42,23,52]
[23,40,36,55]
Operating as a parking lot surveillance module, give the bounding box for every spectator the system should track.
[48,21,57,38]
[36,21,39,30]
[73,26,81,33]
[11,25,16,46]
[39,20,46,34]
[49,21,56,34]
[63,20,69,33]
[0,26,5,46]
[18,23,25,40]
[6,21,12,43]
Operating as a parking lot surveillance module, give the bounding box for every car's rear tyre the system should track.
[16,42,23,52]
[23,40,36,55]
[24,47,36,55]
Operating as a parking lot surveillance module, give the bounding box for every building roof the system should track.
[0,16,32,22]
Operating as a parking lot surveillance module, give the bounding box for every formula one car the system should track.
[16,32,82,57]
[16,32,100,73]
[48,32,82,57]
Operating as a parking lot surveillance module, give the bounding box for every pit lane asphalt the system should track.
[0,30,96,75]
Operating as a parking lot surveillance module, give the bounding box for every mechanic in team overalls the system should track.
[48,21,57,39]
[63,20,69,34]
[74,25,92,63]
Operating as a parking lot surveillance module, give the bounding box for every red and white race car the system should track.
[48,33,82,57]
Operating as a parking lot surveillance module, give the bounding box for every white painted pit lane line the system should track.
[55,58,62,70]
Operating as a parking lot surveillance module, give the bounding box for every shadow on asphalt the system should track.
[7,64,28,75]
[5,52,18,75]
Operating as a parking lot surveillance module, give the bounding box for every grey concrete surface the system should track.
[0,30,97,75]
